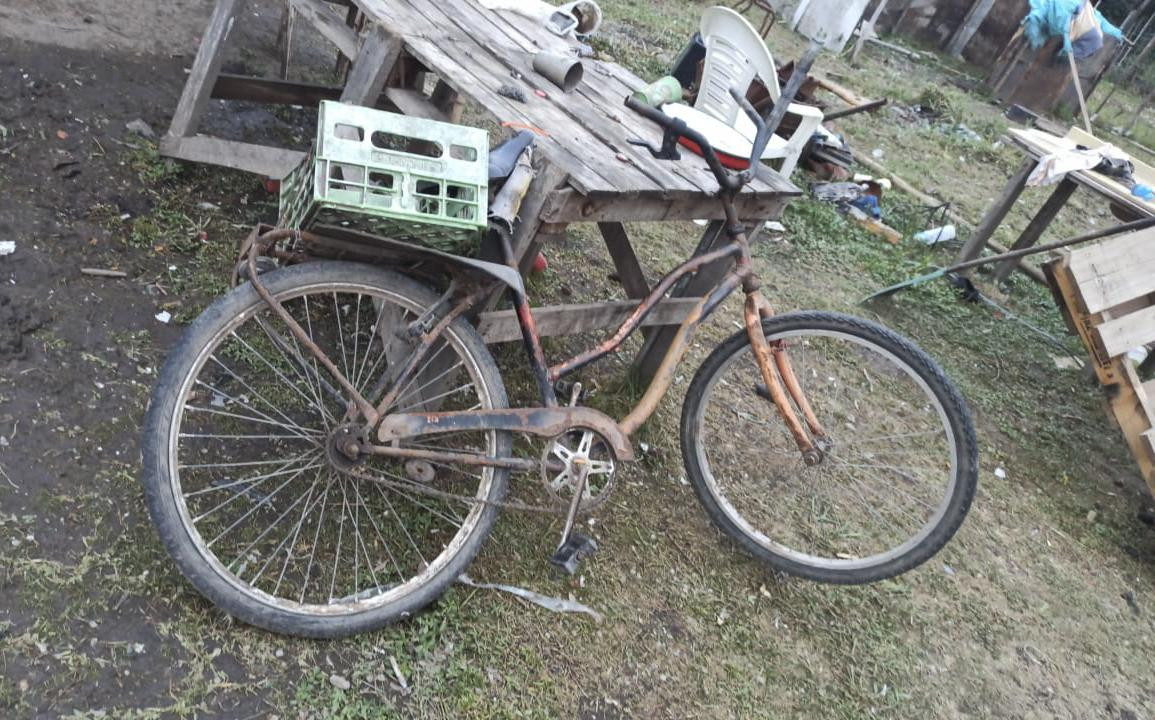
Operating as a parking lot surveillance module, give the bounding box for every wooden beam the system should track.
[289,0,360,60]
[955,157,1035,267]
[542,187,792,223]
[166,0,246,139]
[477,298,703,344]
[159,136,306,179]
[946,0,997,58]
[992,178,1078,284]
[340,23,403,105]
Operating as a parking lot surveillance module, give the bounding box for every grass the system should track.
[6,3,1155,719]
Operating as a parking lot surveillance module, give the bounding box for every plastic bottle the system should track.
[913,225,957,245]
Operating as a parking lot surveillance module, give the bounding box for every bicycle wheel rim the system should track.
[691,327,960,572]
[165,279,499,616]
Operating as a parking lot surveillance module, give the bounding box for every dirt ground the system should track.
[4,1,1155,719]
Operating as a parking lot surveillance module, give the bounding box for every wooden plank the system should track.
[1066,226,1155,312]
[1046,254,1122,386]
[401,0,663,196]
[166,0,245,139]
[992,178,1078,283]
[340,23,402,104]
[542,187,793,223]
[1111,363,1155,491]
[1097,303,1155,358]
[363,2,621,197]
[477,298,703,343]
[289,0,360,59]
[159,136,306,179]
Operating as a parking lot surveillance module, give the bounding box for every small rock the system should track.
[1086,509,1098,524]
[197,202,220,211]
[0,241,14,256]
[1122,589,1140,615]
[126,119,156,139]
[329,673,351,690]
[155,311,172,324]
[994,467,1007,479]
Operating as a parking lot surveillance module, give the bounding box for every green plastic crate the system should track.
[280,101,489,254]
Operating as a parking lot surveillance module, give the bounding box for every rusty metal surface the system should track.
[247,228,382,425]
[743,292,819,464]
[377,407,636,462]
[618,274,741,436]
[549,242,744,381]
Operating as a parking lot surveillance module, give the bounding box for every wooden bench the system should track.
[1046,227,1155,494]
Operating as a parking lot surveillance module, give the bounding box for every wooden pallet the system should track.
[1045,226,1155,493]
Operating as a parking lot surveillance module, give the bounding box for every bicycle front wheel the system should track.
[681,312,978,584]
[142,261,510,637]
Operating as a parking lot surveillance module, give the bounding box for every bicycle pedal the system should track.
[548,532,598,575]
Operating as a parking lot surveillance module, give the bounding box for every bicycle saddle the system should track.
[488,130,535,181]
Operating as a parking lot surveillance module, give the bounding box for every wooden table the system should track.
[955,127,1155,285]
[162,0,800,380]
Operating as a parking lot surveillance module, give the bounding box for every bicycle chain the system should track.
[346,465,569,515]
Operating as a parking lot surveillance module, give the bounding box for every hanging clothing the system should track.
[1022,0,1123,59]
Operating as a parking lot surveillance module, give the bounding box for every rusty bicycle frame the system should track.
[242,88,832,489]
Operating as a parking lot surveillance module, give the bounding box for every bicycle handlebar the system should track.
[624,87,770,193]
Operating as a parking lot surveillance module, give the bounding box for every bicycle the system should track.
[141,90,978,638]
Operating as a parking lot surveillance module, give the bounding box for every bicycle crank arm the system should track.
[377,407,636,462]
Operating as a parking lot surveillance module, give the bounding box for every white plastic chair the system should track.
[662,6,824,178]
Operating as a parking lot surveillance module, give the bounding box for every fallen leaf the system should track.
[56,130,69,140]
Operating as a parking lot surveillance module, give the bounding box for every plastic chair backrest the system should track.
[697,6,781,126]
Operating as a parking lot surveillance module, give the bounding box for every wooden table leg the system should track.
[340,23,403,104]
[164,0,247,141]
[633,220,761,383]
[955,156,1035,269]
[992,178,1078,284]
[599,222,654,340]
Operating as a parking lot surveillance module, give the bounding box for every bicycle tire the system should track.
[141,261,510,637]
[680,311,978,584]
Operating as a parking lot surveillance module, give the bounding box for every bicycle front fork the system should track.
[742,290,831,466]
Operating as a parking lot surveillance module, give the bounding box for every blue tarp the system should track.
[1023,0,1124,58]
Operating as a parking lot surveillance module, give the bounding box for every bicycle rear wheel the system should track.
[142,261,509,637]
[680,312,978,584]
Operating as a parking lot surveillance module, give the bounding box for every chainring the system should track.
[540,427,617,513]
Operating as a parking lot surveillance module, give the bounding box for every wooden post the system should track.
[165,0,246,141]
[992,178,1078,284]
[946,0,997,58]
[955,156,1035,267]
